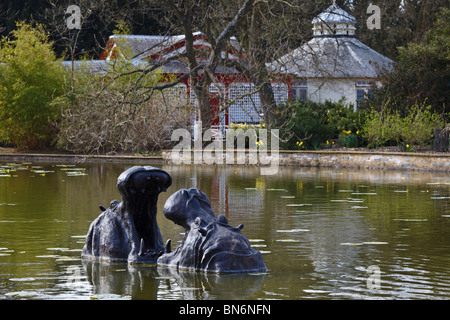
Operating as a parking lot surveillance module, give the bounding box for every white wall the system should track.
[307,78,357,109]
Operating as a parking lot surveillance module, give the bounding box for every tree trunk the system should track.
[258,82,277,129]
[193,81,212,133]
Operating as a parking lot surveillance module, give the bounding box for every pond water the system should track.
[0,161,449,300]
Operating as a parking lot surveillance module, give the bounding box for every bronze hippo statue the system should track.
[82,166,172,264]
[157,188,267,274]
[82,167,266,273]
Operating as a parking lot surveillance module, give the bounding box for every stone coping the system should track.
[161,148,450,156]
[160,149,450,172]
[0,150,449,172]
[235,149,448,157]
[0,152,164,164]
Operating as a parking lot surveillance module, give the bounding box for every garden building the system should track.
[88,2,394,128]
[99,31,290,130]
[271,2,394,110]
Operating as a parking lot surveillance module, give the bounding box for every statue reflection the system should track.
[82,260,265,300]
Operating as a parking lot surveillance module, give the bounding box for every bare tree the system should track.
[202,0,317,129]
[157,0,255,134]
[0,9,7,34]
[137,0,308,131]
[229,0,301,128]
[56,59,192,154]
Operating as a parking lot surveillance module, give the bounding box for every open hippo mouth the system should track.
[117,166,172,257]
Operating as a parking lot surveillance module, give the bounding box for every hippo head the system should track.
[163,188,215,231]
[158,188,267,273]
[82,166,172,264]
[117,166,172,256]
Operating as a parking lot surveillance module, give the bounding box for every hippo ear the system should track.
[194,217,208,236]
[217,214,228,225]
[194,217,202,227]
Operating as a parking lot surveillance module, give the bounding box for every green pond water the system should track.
[0,161,449,300]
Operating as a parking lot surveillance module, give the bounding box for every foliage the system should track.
[351,0,448,60]
[362,102,445,149]
[0,0,164,59]
[282,100,332,150]
[2,0,446,63]
[0,22,65,149]
[362,107,402,148]
[338,130,362,148]
[370,7,450,115]
[398,104,446,148]
[280,100,367,150]
[55,60,192,154]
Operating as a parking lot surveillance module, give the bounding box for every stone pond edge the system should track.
[1,150,449,173]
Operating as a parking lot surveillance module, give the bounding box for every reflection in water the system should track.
[156,267,264,300]
[82,260,159,299]
[82,260,264,300]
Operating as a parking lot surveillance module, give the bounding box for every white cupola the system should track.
[312,1,357,37]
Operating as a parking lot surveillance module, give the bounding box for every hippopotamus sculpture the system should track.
[82,166,172,264]
[157,188,267,274]
[81,167,266,273]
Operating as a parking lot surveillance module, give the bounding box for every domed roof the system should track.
[311,2,357,37]
[312,3,357,25]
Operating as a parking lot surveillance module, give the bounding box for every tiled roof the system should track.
[271,36,393,78]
